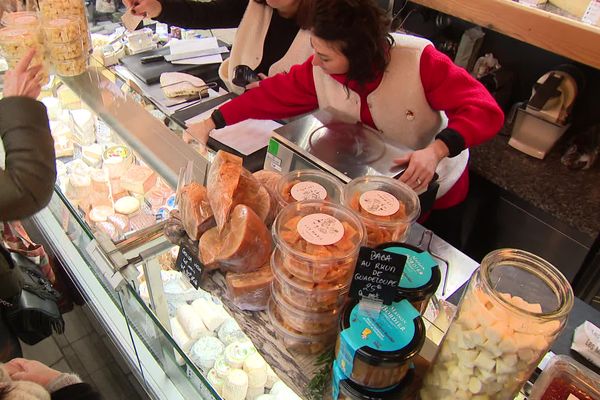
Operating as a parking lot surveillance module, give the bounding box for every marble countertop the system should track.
[469,134,600,238]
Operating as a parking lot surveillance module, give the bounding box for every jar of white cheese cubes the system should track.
[420,249,574,400]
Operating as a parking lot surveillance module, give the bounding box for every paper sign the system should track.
[121,9,143,32]
[349,246,407,305]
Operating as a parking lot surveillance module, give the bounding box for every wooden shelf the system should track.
[409,0,600,70]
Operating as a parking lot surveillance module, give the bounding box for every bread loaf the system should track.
[180,182,215,240]
[160,72,208,98]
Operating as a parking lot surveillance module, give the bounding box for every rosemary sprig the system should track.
[305,350,335,400]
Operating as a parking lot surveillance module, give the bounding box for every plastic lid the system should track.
[275,169,343,207]
[273,201,365,263]
[376,242,441,302]
[333,360,415,400]
[338,299,425,368]
[529,355,600,400]
[343,176,420,227]
[1,11,37,26]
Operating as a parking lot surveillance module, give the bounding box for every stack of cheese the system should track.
[178,151,279,311]
[38,0,91,53]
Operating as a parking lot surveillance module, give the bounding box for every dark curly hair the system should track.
[308,0,393,85]
[253,0,315,28]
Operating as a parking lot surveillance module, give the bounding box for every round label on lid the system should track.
[290,181,327,201]
[297,213,344,246]
[359,190,400,217]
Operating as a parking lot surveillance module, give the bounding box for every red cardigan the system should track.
[219,45,504,208]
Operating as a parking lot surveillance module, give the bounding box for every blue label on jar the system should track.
[382,246,437,289]
[337,299,419,377]
[332,360,343,400]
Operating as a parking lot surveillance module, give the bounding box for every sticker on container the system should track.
[381,246,438,289]
[359,190,400,217]
[297,213,344,246]
[337,299,420,377]
[291,181,328,201]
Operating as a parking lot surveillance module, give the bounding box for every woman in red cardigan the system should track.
[188,0,504,246]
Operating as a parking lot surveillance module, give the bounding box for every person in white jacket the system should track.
[125,0,314,92]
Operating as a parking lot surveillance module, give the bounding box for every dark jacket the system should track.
[52,383,103,400]
[0,96,54,301]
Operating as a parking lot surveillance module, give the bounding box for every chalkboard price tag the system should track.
[349,246,407,305]
[175,244,203,289]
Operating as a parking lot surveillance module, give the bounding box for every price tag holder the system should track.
[175,244,203,289]
[349,246,406,306]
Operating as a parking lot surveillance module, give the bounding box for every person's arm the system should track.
[50,382,102,400]
[155,0,248,29]
[0,97,55,221]
[420,44,505,155]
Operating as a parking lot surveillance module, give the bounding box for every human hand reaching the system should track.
[3,49,42,99]
[395,140,449,193]
[245,73,267,90]
[184,117,216,152]
[6,358,61,388]
[123,0,162,18]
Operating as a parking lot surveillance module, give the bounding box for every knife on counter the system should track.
[140,46,229,64]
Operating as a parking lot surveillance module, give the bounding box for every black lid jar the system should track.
[377,243,440,314]
[331,359,416,400]
[335,299,425,389]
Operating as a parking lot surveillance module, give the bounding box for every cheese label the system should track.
[297,213,344,246]
[360,190,400,217]
[381,245,438,289]
[290,181,327,201]
[337,299,420,377]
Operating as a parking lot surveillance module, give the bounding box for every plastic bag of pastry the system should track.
[163,209,187,245]
[253,170,281,227]
[179,182,215,240]
[199,204,271,273]
[207,151,271,231]
[226,263,273,311]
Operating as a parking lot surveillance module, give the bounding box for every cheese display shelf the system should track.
[409,0,600,70]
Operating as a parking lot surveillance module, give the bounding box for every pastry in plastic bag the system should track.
[179,182,215,240]
[226,263,273,311]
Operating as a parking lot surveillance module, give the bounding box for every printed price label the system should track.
[359,190,400,217]
[349,246,406,305]
[175,244,203,289]
[297,213,344,246]
[291,181,328,201]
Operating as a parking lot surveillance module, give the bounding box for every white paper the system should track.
[121,9,143,32]
[169,38,223,65]
[185,104,281,156]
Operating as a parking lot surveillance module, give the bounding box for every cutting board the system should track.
[120,44,229,85]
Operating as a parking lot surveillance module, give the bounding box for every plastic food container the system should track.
[331,360,415,400]
[268,298,337,355]
[271,248,348,313]
[39,0,86,19]
[1,11,38,27]
[47,40,84,61]
[0,27,44,59]
[270,278,341,335]
[342,176,420,247]
[53,55,87,76]
[272,201,365,283]
[42,18,80,43]
[529,355,600,400]
[275,169,343,208]
[421,249,574,400]
[376,243,441,314]
[335,299,425,389]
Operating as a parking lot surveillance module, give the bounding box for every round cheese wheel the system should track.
[243,353,267,388]
[222,369,248,400]
[89,205,114,223]
[114,196,140,215]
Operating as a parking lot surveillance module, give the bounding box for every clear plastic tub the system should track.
[272,201,365,283]
[267,298,337,355]
[342,176,420,247]
[1,11,38,27]
[270,278,341,335]
[53,55,88,76]
[0,27,44,59]
[275,169,343,209]
[47,39,84,61]
[271,247,348,313]
[42,18,80,43]
[529,355,600,400]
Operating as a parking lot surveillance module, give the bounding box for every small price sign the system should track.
[175,244,203,289]
[349,246,406,305]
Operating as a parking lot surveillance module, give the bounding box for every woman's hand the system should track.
[395,140,449,193]
[123,0,162,18]
[185,117,216,146]
[245,73,267,90]
[3,49,42,99]
[6,358,61,388]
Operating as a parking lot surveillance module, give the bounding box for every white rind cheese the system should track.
[243,353,268,388]
[190,336,225,372]
[176,304,209,340]
[222,369,249,400]
[192,298,229,332]
[225,339,257,369]
[245,385,265,400]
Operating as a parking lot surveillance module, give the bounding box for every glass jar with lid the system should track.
[420,249,574,400]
